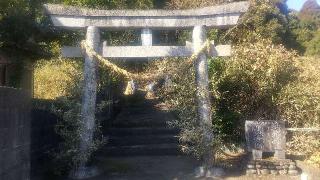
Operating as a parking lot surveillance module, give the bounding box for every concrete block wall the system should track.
[0,87,31,180]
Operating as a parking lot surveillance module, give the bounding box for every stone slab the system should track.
[252,149,263,160]
[245,120,286,152]
[274,149,286,159]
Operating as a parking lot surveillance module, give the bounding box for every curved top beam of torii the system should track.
[43,1,249,29]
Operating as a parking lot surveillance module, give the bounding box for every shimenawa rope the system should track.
[80,40,211,95]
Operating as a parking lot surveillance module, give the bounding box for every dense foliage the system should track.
[278,57,320,128]
[289,0,320,55]
[60,0,154,9]
[211,40,297,135]
[278,57,320,159]
[305,30,320,56]
[166,0,231,9]
[34,59,83,99]
[224,0,289,45]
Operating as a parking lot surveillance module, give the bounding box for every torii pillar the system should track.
[79,26,100,164]
[193,25,214,170]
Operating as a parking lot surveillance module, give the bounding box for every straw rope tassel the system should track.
[124,80,136,95]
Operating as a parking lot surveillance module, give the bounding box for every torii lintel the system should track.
[43,1,249,29]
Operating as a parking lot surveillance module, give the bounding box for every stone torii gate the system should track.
[44,1,249,177]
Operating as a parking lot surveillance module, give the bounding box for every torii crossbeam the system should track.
[44,2,249,178]
[62,41,231,59]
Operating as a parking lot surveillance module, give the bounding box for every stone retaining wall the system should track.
[30,108,59,177]
[0,87,31,180]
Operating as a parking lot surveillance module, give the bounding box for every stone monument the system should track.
[245,120,299,176]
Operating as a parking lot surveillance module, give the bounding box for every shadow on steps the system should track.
[99,90,181,157]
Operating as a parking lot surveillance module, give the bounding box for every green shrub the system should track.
[277,57,320,158]
[209,40,297,144]
[33,58,121,176]
[34,58,83,100]
[308,151,320,168]
[277,57,320,127]
[36,97,106,176]
[226,0,289,45]
[149,58,219,158]
[305,30,320,57]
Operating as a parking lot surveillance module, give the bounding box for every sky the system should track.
[287,0,320,11]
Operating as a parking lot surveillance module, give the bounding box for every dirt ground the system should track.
[65,155,319,180]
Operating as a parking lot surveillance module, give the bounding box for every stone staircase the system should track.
[100,92,181,156]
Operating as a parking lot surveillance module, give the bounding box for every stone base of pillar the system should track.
[252,149,263,160]
[194,166,226,178]
[274,149,286,160]
[69,166,102,179]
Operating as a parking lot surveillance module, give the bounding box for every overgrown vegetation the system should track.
[150,40,299,157]
[278,57,320,161]
[2,0,320,172]
[50,97,108,176]
[211,40,297,145]
[34,59,83,100]
[33,58,123,176]
[305,30,320,56]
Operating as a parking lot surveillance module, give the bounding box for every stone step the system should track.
[105,128,179,136]
[99,143,181,156]
[119,110,166,116]
[121,102,156,108]
[107,135,179,146]
[119,110,165,116]
[122,102,155,106]
[112,119,169,128]
[115,114,169,120]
